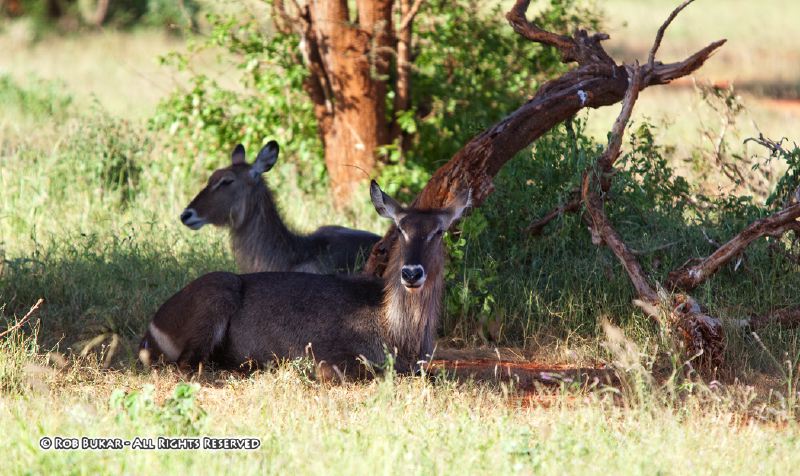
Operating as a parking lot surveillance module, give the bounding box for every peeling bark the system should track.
[279,0,426,206]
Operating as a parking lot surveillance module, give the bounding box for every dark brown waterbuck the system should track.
[180,141,380,274]
[140,181,471,376]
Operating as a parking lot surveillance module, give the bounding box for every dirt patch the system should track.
[761,98,800,114]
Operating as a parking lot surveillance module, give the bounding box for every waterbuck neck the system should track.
[230,182,307,273]
[380,235,444,363]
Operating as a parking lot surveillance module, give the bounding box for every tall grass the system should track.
[2,30,800,473]
[2,71,799,374]
[2,325,800,474]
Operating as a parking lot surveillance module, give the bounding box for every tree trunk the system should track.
[293,0,393,206]
[278,0,427,206]
[320,83,389,204]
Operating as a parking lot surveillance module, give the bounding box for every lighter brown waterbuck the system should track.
[180,141,380,274]
[140,181,471,377]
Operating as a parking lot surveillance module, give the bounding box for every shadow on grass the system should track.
[0,231,233,366]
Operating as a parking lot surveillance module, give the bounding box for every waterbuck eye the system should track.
[218,178,234,187]
[427,229,443,242]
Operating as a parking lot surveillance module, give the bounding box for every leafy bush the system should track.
[47,106,148,206]
[151,16,325,193]
[110,382,208,435]
[442,118,800,346]
[2,0,198,33]
[758,138,800,209]
[0,308,41,395]
[152,0,600,196]
[0,74,72,120]
[406,1,597,173]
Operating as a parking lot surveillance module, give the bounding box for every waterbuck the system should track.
[140,181,471,377]
[179,141,380,274]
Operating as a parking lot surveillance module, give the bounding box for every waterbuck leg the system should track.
[149,272,243,369]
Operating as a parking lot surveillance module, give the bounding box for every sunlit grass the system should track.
[3,8,800,473]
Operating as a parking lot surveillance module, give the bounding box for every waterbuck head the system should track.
[180,141,279,230]
[370,180,471,292]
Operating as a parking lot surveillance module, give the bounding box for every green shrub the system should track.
[110,382,208,435]
[442,119,800,347]
[2,0,199,33]
[151,15,325,193]
[45,106,148,206]
[0,307,41,395]
[0,74,72,120]
[152,0,600,197]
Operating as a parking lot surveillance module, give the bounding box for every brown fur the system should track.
[141,182,470,377]
[180,142,379,274]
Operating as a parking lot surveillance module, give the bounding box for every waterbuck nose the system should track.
[180,209,195,224]
[401,265,425,286]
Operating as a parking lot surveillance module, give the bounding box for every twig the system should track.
[398,0,424,31]
[506,0,578,61]
[525,193,581,235]
[631,240,680,256]
[0,298,44,339]
[647,0,694,68]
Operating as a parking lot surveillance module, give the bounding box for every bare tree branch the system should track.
[581,65,660,303]
[0,298,43,339]
[525,192,581,235]
[579,64,724,367]
[365,0,725,275]
[506,0,612,65]
[390,0,422,150]
[647,0,694,68]
[273,0,294,34]
[398,0,424,31]
[666,203,800,291]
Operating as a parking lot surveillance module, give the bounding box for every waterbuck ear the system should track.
[370,180,404,224]
[231,144,246,165]
[251,140,279,177]
[441,189,472,229]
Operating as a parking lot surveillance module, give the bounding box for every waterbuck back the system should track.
[179,141,380,274]
[141,181,471,377]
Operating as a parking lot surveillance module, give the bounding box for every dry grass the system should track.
[3,351,800,475]
[3,3,800,472]
[573,0,800,177]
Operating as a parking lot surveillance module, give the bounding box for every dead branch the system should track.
[296,4,335,120]
[578,65,724,367]
[631,241,680,256]
[748,305,800,330]
[506,0,593,63]
[364,0,724,275]
[0,298,43,339]
[666,203,800,291]
[647,0,693,68]
[525,189,581,235]
[390,0,423,150]
[273,0,294,35]
[581,65,659,303]
[398,0,424,31]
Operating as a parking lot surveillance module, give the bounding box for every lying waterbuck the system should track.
[140,181,471,376]
[180,141,380,274]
